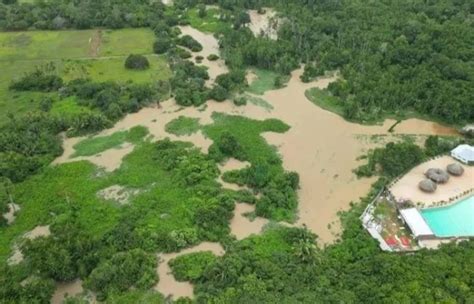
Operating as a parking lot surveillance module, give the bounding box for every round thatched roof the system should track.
[419,179,437,193]
[425,168,450,184]
[447,163,464,176]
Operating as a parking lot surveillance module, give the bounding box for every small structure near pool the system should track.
[425,168,449,184]
[451,144,474,165]
[399,208,434,239]
[418,179,437,193]
[447,163,464,176]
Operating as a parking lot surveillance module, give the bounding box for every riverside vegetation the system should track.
[0,0,473,303]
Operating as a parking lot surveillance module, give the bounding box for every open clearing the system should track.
[0,28,168,125]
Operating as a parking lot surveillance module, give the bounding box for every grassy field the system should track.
[61,55,171,83]
[247,69,287,95]
[165,116,201,136]
[185,7,229,33]
[0,28,169,126]
[0,28,154,60]
[72,126,148,157]
[305,88,346,118]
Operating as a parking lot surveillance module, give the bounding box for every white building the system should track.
[399,208,434,239]
[451,144,474,165]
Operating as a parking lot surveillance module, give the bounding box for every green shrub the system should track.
[86,249,157,299]
[153,38,172,54]
[169,251,217,282]
[176,35,203,52]
[233,96,247,106]
[207,54,219,61]
[124,54,150,70]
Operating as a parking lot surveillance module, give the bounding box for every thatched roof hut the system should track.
[425,168,450,184]
[447,163,464,176]
[419,179,437,193]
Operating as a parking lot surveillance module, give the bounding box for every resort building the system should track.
[451,144,474,165]
[362,153,474,252]
[399,208,434,240]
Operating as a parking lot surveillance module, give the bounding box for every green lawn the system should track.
[0,28,169,126]
[100,28,155,56]
[185,7,229,33]
[0,28,155,61]
[72,126,148,157]
[62,55,171,83]
[165,116,201,136]
[247,69,286,95]
[305,87,346,118]
[0,31,93,61]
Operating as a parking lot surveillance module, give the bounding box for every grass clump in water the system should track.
[305,88,345,118]
[72,126,148,157]
[165,116,201,136]
[247,69,288,95]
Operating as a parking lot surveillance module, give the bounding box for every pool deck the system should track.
[390,156,474,208]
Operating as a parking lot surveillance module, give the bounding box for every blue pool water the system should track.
[421,195,474,237]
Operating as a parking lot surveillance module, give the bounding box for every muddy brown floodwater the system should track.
[154,242,225,300]
[54,70,456,244]
[230,203,269,240]
[2,203,20,225]
[51,279,84,304]
[178,26,228,84]
[8,225,51,265]
[54,27,456,246]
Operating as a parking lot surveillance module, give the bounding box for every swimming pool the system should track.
[421,195,474,237]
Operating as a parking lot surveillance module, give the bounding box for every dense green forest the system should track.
[0,0,473,303]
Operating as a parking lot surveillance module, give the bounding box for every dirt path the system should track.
[154,242,224,300]
[88,30,102,57]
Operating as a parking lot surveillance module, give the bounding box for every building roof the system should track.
[399,208,434,237]
[451,145,474,162]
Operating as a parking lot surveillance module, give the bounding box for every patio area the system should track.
[389,156,474,208]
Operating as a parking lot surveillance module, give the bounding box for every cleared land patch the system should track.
[0,28,167,125]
